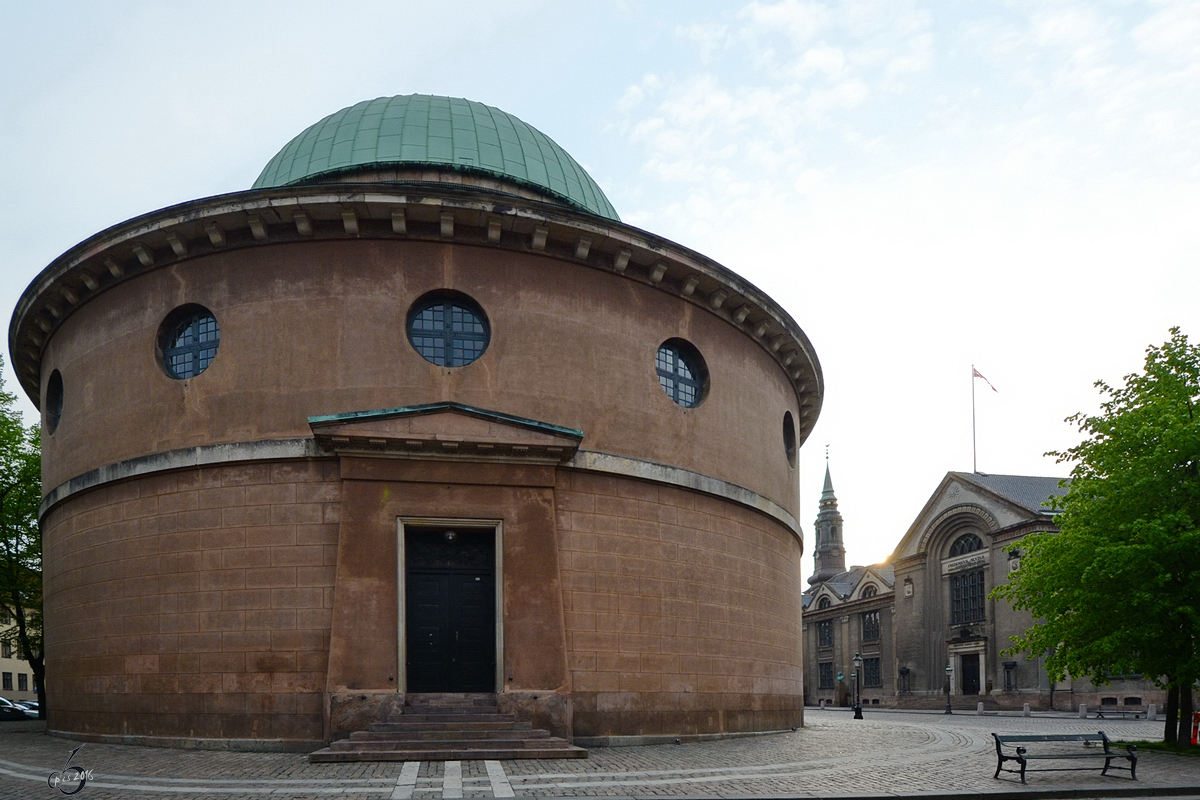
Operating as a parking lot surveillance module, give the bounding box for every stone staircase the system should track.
[309,693,587,762]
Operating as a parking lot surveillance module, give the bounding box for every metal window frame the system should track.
[163,310,220,379]
[655,342,704,408]
[818,662,835,689]
[861,609,880,641]
[407,297,489,367]
[863,657,882,687]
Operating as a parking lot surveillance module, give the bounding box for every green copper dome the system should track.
[253,95,619,221]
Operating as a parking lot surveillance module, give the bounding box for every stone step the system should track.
[368,720,533,733]
[350,728,549,741]
[311,697,586,762]
[404,692,497,706]
[309,744,588,762]
[386,712,511,723]
[331,737,559,751]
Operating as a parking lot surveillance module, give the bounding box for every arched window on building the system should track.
[818,620,833,648]
[861,584,877,598]
[949,533,982,556]
[861,610,880,641]
[948,532,986,624]
[817,596,831,609]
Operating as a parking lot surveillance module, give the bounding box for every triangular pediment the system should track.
[802,583,843,611]
[889,472,1055,563]
[309,402,584,463]
[852,565,895,600]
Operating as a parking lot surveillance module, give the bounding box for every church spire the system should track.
[808,456,847,585]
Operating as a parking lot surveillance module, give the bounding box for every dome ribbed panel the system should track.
[253,95,618,221]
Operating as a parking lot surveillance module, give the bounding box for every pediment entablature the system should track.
[889,472,1043,562]
[804,585,843,612]
[852,566,895,600]
[309,402,584,464]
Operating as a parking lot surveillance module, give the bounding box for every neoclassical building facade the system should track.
[11,95,822,750]
[803,470,1164,712]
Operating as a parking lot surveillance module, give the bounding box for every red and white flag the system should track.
[972,367,998,392]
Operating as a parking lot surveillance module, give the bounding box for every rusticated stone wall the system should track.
[556,470,805,736]
[42,459,339,748]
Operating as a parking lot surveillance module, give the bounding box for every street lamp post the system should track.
[944,663,953,715]
[852,652,864,720]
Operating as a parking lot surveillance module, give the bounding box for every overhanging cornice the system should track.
[10,182,823,441]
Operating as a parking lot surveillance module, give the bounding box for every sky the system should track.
[3,1,1198,577]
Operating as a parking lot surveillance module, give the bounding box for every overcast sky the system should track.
[3,1,1197,577]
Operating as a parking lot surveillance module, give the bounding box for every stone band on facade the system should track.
[41,439,802,540]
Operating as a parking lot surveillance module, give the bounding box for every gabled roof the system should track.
[889,471,1069,563]
[957,472,1068,515]
[802,564,894,608]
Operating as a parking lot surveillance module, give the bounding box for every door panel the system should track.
[405,528,496,693]
[961,653,981,695]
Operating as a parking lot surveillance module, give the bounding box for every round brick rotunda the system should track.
[11,94,823,750]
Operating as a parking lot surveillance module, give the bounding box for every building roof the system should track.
[957,472,1068,515]
[802,564,894,608]
[253,95,620,221]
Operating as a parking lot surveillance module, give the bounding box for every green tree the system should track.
[0,358,43,718]
[994,328,1199,747]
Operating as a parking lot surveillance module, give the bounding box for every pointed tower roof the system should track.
[809,457,847,585]
[821,462,837,503]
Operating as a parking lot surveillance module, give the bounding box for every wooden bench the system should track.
[992,732,1137,784]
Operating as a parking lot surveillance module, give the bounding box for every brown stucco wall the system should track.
[41,452,805,744]
[42,460,339,746]
[34,222,810,745]
[38,239,799,515]
[556,470,804,736]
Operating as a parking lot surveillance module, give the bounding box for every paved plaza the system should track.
[2,709,1199,800]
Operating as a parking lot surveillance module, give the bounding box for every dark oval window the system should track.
[817,596,832,609]
[160,305,220,379]
[45,370,63,434]
[655,338,708,408]
[949,533,983,556]
[407,291,490,367]
[861,584,878,598]
[783,411,797,466]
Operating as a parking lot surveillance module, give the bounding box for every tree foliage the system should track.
[993,328,1199,745]
[0,358,43,715]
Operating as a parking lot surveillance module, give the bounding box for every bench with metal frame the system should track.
[1095,707,1145,719]
[992,731,1137,784]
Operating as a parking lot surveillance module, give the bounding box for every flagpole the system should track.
[971,364,977,474]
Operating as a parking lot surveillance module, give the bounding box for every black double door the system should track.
[405,528,496,693]
[961,653,981,695]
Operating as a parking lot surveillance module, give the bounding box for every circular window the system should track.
[783,411,797,466]
[406,292,490,367]
[159,305,220,379]
[862,584,878,598]
[817,596,831,609]
[45,370,63,434]
[655,339,708,408]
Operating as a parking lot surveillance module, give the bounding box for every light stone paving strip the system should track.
[392,761,421,799]
[486,761,516,798]
[2,712,1199,799]
[444,761,463,799]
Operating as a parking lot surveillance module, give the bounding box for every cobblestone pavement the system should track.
[2,710,1198,800]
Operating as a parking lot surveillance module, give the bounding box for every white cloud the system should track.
[1133,0,1200,61]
